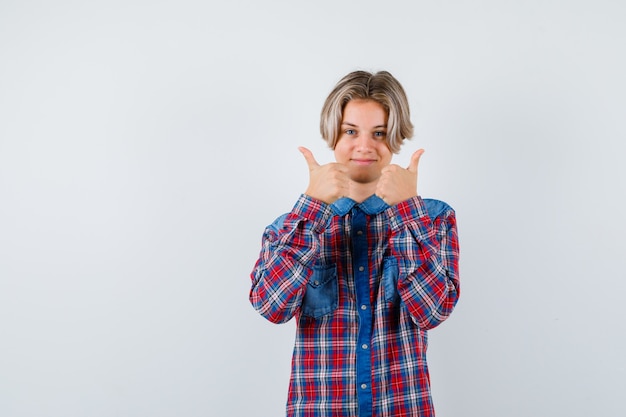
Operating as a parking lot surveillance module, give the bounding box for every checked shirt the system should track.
[250,194,460,417]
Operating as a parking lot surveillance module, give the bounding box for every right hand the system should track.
[299,147,349,204]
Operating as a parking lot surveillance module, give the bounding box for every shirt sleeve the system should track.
[249,194,334,324]
[386,196,460,330]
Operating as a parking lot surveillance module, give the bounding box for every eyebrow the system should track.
[341,122,387,129]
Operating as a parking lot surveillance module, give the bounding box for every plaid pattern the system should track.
[250,194,460,417]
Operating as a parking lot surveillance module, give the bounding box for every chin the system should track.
[348,165,381,182]
[350,173,380,184]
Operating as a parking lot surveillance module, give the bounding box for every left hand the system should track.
[375,149,424,206]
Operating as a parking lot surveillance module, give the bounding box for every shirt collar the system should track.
[330,195,389,216]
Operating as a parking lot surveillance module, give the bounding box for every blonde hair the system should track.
[320,70,414,154]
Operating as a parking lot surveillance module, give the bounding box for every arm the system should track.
[387,196,460,330]
[249,195,333,324]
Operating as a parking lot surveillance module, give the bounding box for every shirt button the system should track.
[356,230,363,236]
[362,344,368,350]
[358,266,364,272]
[361,383,367,389]
[313,280,319,286]
[361,305,367,310]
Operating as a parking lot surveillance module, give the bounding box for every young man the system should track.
[250,70,460,417]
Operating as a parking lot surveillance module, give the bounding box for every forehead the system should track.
[342,99,388,124]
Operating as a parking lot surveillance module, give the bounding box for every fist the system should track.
[375,149,424,206]
[299,147,349,204]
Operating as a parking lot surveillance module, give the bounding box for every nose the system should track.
[354,134,375,152]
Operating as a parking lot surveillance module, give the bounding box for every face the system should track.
[334,99,392,185]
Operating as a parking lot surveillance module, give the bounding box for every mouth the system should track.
[351,158,377,166]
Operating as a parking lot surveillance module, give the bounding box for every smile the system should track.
[351,159,377,165]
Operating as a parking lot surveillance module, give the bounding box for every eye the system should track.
[373,131,387,140]
[345,129,356,136]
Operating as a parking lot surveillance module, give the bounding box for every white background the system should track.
[1,1,625,416]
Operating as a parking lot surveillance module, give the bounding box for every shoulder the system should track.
[422,198,456,219]
[267,213,289,233]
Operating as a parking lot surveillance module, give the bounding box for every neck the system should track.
[347,181,377,203]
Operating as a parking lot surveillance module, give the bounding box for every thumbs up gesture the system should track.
[375,149,424,206]
[299,147,350,204]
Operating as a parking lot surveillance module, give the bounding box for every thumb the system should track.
[298,146,320,170]
[407,149,425,173]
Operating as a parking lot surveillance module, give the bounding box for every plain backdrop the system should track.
[1,1,625,416]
